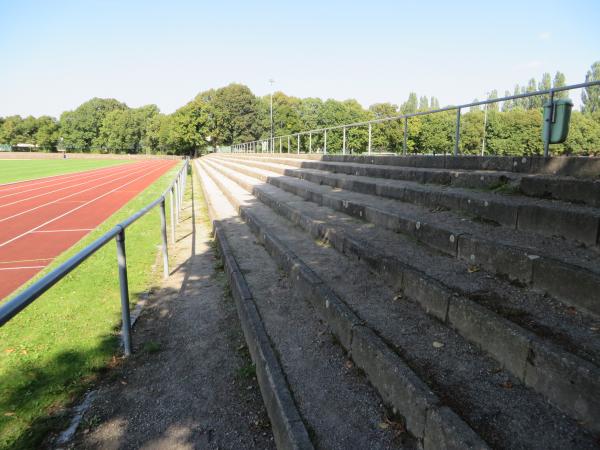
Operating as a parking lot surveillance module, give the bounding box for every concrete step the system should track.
[209,155,600,318]
[202,156,600,435]
[223,153,600,177]
[220,154,600,208]
[215,154,600,247]
[198,158,599,449]
[196,161,420,450]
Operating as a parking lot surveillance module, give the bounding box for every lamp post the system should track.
[269,78,275,152]
[482,91,489,156]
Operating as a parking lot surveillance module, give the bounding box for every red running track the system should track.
[0,159,178,300]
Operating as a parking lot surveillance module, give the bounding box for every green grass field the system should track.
[0,159,133,184]
[0,163,186,449]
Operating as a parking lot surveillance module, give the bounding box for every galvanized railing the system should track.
[0,159,189,356]
[230,80,600,158]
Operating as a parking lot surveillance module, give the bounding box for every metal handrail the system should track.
[0,159,189,355]
[230,80,600,157]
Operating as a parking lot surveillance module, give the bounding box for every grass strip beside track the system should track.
[0,159,134,185]
[0,164,184,449]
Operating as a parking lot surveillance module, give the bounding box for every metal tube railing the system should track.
[0,159,189,356]
[229,80,600,156]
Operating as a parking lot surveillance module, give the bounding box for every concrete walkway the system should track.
[67,171,275,449]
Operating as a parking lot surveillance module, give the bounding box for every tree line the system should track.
[1,62,599,156]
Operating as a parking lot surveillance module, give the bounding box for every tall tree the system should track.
[418,96,429,112]
[501,91,512,112]
[525,78,539,109]
[487,90,499,111]
[582,61,600,114]
[553,71,568,99]
[538,73,552,106]
[400,93,418,114]
[512,84,524,109]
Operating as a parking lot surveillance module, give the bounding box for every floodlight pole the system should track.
[269,79,275,152]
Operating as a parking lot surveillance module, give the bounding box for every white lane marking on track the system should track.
[0,258,53,264]
[0,265,46,271]
[0,162,170,248]
[32,229,93,233]
[0,162,157,224]
[0,161,136,192]
[0,165,146,208]
[0,161,149,202]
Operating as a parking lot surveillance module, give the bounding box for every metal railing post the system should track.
[178,173,182,211]
[403,118,408,155]
[180,170,185,206]
[116,229,132,356]
[160,198,169,279]
[454,108,461,156]
[287,135,291,153]
[297,134,300,154]
[181,168,186,204]
[169,187,175,243]
[544,90,555,157]
[342,127,347,155]
[279,137,282,153]
[324,130,327,154]
[309,132,312,153]
[175,179,180,222]
[368,123,372,155]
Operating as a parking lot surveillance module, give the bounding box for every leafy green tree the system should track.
[582,61,600,114]
[417,111,454,154]
[0,116,23,144]
[95,107,153,153]
[486,109,543,155]
[418,96,429,112]
[370,103,402,152]
[142,114,172,154]
[460,110,485,154]
[200,83,260,146]
[553,111,600,155]
[60,98,126,151]
[35,116,60,150]
[270,92,302,138]
[169,98,211,155]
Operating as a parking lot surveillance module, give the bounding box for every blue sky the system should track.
[0,0,598,117]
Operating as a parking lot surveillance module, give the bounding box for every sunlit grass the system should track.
[0,163,185,449]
